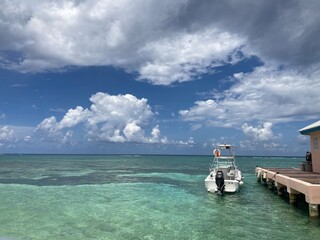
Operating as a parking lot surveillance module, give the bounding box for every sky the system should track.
[0,0,320,155]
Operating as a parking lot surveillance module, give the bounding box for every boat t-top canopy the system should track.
[213,144,235,157]
[217,144,234,149]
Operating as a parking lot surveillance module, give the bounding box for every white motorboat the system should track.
[204,144,243,195]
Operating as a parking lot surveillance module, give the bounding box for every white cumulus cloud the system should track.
[0,126,15,141]
[0,126,15,147]
[58,106,89,129]
[35,92,168,144]
[242,122,276,142]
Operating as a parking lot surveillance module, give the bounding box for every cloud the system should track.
[149,125,168,144]
[0,126,15,146]
[239,139,286,153]
[179,99,220,121]
[229,66,320,123]
[177,137,195,146]
[24,135,32,143]
[297,135,308,145]
[1,0,320,87]
[0,0,244,85]
[0,126,15,141]
[0,125,35,148]
[180,99,232,128]
[137,29,244,85]
[2,0,319,80]
[86,92,156,142]
[242,122,276,142]
[1,0,319,154]
[59,106,89,129]
[35,116,58,133]
[3,0,314,126]
[180,66,320,127]
[179,0,320,69]
[34,116,67,143]
[35,92,168,144]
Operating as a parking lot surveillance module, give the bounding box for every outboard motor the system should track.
[215,171,225,195]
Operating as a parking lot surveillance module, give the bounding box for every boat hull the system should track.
[205,144,243,193]
[204,175,240,193]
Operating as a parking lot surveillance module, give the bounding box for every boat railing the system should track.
[210,161,235,170]
[215,156,235,159]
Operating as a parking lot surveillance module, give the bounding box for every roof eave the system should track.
[299,126,320,135]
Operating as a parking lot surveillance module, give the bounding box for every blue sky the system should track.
[0,0,320,155]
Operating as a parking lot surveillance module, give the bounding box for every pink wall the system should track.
[310,131,320,173]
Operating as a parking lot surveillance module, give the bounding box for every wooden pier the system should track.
[255,167,320,218]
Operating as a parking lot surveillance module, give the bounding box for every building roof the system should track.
[299,120,320,135]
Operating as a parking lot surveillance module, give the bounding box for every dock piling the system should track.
[309,204,319,218]
[289,193,297,205]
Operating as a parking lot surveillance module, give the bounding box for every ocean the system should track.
[0,154,319,239]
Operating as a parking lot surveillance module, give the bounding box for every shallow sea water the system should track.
[0,155,319,239]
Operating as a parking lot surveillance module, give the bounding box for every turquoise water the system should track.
[0,155,319,239]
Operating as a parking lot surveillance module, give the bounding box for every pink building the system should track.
[299,120,320,173]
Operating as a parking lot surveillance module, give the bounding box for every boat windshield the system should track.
[213,157,235,167]
[216,160,235,168]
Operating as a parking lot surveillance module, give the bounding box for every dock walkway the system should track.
[255,167,320,218]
